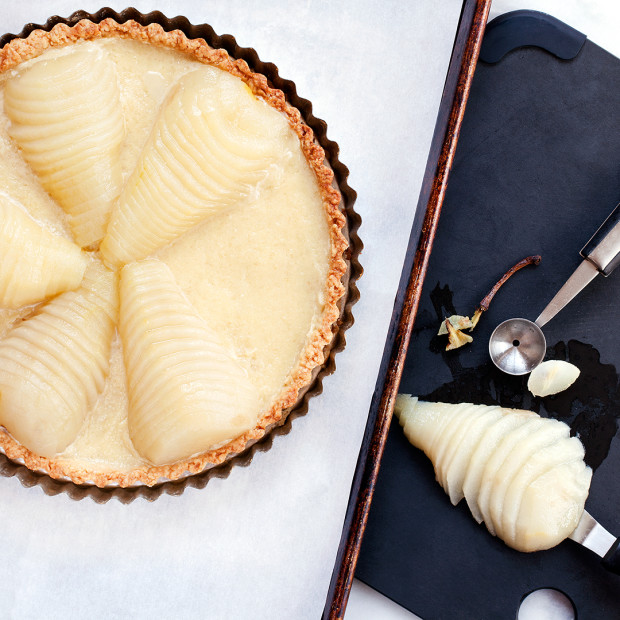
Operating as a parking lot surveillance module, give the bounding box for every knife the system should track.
[569,510,620,574]
[536,202,620,328]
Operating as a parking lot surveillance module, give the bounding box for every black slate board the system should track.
[356,19,620,620]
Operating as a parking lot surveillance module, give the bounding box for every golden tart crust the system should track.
[0,18,348,488]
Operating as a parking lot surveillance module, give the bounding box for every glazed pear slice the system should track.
[399,397,447,457]
[4,45,124,248]
[476,417,547,536]
[0,261,118,457]
[432,404,479,486]
[515,460,592,551]
[119,258,261,466]
[486,418,568,539]
[399,398,478,482]
[462,410,535,523]
[501,436,586,545]
[101,66,290,267]
[0,197,87,308]
[433,404,481,492]
[442,406,503,505]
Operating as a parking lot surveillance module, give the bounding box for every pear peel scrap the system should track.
[444,319,473,350]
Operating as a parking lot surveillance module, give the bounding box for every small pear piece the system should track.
[119,258,261,465]
[527,360,580,397]
[0,197,87,308]
[0,261,118,456]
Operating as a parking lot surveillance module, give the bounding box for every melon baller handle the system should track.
[490,202,620,375]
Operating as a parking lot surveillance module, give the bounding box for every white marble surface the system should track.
[346,1,620,618]
[0,2,464,619]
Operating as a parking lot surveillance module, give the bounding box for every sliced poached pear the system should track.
[462,410,534,523]
[396,397,592,552]
[101,66,289,267]
[515,459,592,551]
[500,436,585,545]
[0,197,87,308]
[4,45,124,248]
[442,406,503,505]
[0,260,118,456]
[119,258,261,466]
[485,418,567,537]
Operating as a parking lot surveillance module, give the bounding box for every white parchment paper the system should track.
[0,2,463,618]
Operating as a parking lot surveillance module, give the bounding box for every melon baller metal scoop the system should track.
[489,202,620,375]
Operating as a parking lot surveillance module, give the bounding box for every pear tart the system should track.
[0,19,348,488]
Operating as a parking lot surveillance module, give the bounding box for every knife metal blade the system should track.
[535,259,599,329]
[569,510,616,558]
[535,201,620,329]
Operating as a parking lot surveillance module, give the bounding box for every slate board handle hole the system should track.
[517,587,577,620]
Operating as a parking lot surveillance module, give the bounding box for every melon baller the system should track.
[489,202,620,375]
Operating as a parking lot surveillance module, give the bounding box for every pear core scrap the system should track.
[395,396,592,552]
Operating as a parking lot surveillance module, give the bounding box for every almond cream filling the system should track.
[0,39,331,472]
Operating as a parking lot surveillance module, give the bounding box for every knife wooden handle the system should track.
[602,538,620,574]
